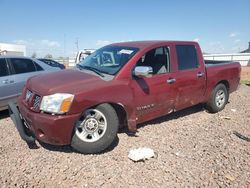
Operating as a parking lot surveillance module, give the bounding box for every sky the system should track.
[0,0,249,57]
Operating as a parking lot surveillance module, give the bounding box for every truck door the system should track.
[131,46,176,123]
[0,58,16,109]
[173,44,206,110]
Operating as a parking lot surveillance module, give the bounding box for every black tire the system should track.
[71,103,119,154]
[205,83,229,113]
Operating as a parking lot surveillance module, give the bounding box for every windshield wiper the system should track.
[76,64,83,70]
[80,65,105,77]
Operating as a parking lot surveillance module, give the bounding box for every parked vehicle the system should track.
[38,58,65,69]
[0,56,60,111]
[75,49,95,64]
[9,41,241,154]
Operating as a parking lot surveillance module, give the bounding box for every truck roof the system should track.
[110,40,197,49]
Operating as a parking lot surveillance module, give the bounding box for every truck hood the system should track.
[27,69,107,95]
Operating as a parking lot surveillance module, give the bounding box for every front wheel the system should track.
[205,83,229,113]
[71,104,119,154]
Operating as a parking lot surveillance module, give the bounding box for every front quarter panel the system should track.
[69,79,134,119]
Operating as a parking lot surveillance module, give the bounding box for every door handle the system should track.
[2,79,14,84]
[2,79,9,84]
[197,72,205,78]
[167,78,176,84]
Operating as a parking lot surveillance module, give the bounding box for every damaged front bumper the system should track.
[8,102,35,143]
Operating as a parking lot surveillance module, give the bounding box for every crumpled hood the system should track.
[27,69,106,95]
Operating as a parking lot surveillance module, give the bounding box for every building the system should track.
[240,42,250,53]
[204,53,250,66]
[203,42,250,66]
[0,43,26,56]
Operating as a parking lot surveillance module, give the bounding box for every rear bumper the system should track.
[10,98,80,145]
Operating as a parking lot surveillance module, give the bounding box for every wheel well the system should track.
[73,102,128,138]
[82,103,128,129]
[217,80,230,92]
[108,103,128,129]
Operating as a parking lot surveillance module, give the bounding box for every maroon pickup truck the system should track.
[9,41,241,154]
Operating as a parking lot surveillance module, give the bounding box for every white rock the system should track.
[128,148,155,162]
[231,109,237,112]
[175,152,180,156]
[220,116,231,120]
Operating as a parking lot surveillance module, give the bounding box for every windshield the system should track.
[78,46,139,75]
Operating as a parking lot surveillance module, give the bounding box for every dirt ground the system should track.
[0,85,249,187]
[241,67,250,81]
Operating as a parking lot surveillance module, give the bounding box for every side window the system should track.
[0,58,9,77]
[10,58,36,74]
[176,45,199,70]
[136,47,170,75]
[44,60,53,66]
[33,61,44,71]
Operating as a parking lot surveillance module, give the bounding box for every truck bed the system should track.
[205,60,235,66]
[205,60,241,98]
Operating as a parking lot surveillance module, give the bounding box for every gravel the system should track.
[0,85,249,187]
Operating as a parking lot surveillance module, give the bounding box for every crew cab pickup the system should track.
[9,41,241,154]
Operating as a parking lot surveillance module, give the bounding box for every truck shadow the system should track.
[0,110,9,120]
[122,104,204,136]
[37,142,73,153]
[37,136,119,154]
[10,105,204,154]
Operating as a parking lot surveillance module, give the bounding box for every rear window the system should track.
[176,45,199,70]
[0,58,9,77]
[39,59,53,66]
[33,61,43,71]
[10,58,36,74]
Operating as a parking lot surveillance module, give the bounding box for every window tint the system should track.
[0,58,9,77]
[33,61,43,71]
[136,47,170,75]
[176,45,198,70]
[10,58,36,74]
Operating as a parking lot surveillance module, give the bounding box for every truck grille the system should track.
[25,90,33,102]
[25,89,41,112]
[33,95,41,110]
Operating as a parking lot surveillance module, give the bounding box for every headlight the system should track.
[40,93,74,114]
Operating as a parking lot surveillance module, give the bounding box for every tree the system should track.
[44,54,53,59]
[31,52,37,58]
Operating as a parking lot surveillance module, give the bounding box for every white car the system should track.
[75,49,96,64]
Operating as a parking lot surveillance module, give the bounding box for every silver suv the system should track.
[0,56,60,111]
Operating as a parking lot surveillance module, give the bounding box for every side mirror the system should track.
[134,66,153,78]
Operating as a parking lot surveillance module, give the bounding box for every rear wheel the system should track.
[206,83,229,113]
[71,104,119,154]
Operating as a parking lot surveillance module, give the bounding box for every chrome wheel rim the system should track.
[75,109,107,143]
[215,89,226,108]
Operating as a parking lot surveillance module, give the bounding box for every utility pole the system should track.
[75,38,79,52]
[63,34,66,64]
